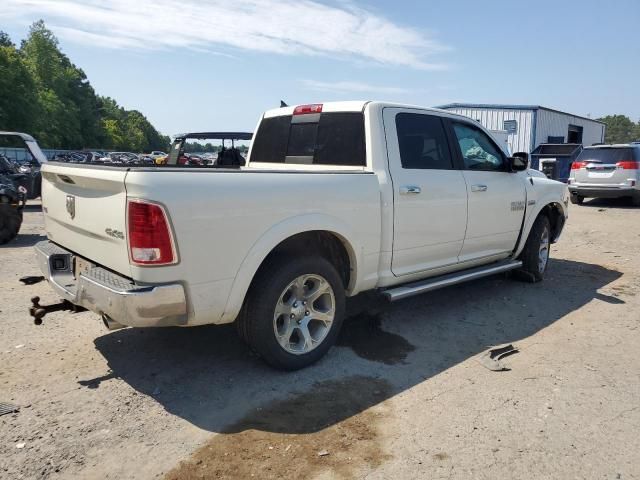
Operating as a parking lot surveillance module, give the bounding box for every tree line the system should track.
[596,115,640,144]
[0,21,169,152]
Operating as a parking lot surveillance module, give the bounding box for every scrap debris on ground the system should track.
[478,344,520,371]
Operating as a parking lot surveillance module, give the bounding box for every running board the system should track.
[382,260,523,302]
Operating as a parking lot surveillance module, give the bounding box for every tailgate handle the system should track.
[58,174,75,184]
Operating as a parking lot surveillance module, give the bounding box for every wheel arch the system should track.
[514,200,566,257]
[220,214,360,323]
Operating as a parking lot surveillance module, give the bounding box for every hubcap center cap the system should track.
[292,302,306,321]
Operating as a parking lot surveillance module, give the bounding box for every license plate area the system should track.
[74,256,94,279]
[587,171,614,179]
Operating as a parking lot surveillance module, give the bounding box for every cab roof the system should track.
[586,144,640,149]
[262,101,471,121]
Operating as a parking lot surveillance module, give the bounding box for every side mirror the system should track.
[508,152,529,172]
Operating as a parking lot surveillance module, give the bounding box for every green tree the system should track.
[0,31,14,48]
[0,38,40,131]
[597,115,639,144]
[0,22,169,151]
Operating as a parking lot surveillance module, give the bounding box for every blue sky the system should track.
[2,0,639,137]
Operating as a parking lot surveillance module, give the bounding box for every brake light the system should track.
[616,161,639,169]
[127,200,176,265]
[293,104,323,115]
[571,161,587,170]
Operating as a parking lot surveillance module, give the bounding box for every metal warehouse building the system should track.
[437,103,606,154]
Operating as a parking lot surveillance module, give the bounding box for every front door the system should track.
[384,108,468,276]
[448,121,527,262]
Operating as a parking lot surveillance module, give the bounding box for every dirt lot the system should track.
[1,199,639,479]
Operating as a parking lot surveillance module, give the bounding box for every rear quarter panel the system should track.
[124,169,382,325]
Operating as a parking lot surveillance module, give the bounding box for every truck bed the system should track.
[41,162,382,325]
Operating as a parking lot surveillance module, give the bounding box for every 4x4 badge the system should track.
[66,195,76,219]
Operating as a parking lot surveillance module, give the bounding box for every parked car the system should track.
[147,151,167,159]
[0,131,45,199]
[568,144,640,205]
[0,156,27,244]
[105,152,140,164]
[33,102,568,370]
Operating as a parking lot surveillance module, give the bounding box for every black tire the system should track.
[569,193,584,205]
[0,204,23,245]
[238,255,345,370]
[629,196,640,207]
[516,215,551,283]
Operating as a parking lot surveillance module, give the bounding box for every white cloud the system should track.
[1,0,449,69]
[302,79,411,95]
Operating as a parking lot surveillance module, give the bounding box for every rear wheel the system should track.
[0,204,23,245]
[516,215,551,283]
[629,196,640,207]
[238,255,345,370]
[570,193,584,205]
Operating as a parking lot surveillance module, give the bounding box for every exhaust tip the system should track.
[102,314,126,331]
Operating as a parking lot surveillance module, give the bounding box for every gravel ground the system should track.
[1,199,639,479]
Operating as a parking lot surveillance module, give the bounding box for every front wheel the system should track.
[238,255,345,370]
[516,215,551,283]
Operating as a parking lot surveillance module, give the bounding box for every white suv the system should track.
[568,144,640,205]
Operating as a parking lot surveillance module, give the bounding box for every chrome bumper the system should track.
[569,186,639,199]
[34,240,188,327]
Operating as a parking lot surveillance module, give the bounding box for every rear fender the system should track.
[220,213,361,323]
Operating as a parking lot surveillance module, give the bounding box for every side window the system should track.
[453,123,506,171]
[395,113,453,170]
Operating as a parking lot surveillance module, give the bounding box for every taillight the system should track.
[127,200,176,265]
[571,161,587,170]
[616,161,639,169]
[293,104,323,115]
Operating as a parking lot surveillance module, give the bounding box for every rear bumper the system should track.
[569,186,640,199]
[34,240,188,327]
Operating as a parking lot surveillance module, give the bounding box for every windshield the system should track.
[577,148,636,163]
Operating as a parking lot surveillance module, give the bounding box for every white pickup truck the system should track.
[33,101,569,370]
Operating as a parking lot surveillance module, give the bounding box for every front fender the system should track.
[220,213,362,323]
[514,180,569,257]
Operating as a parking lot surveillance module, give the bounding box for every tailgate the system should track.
[573,147,638,186]
[574,162,626,185]
[41,163,131,276]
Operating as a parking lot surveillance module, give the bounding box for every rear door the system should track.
[572,147,639,187]
[448,120,526,262]
[384,108,468,276]
[41,163,131,276]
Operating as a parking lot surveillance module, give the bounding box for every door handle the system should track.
[471,184,488,192]
[399,185,421,195]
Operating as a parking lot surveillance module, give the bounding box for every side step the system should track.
[382,260,523,302]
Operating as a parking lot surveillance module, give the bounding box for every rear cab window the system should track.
[250,106,366,168]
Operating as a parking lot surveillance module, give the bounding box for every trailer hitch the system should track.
[29,296,86,325]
